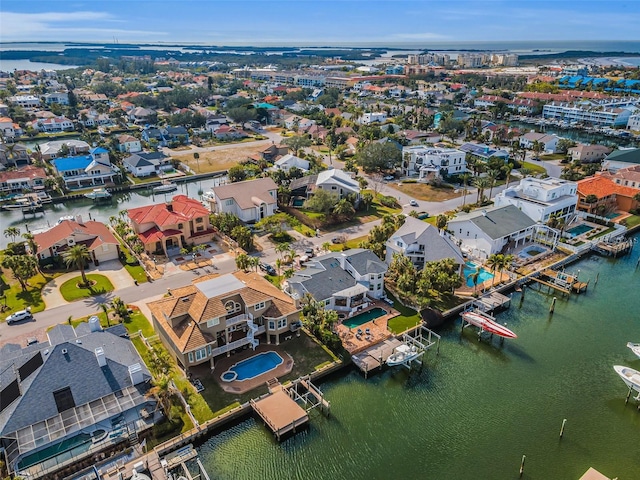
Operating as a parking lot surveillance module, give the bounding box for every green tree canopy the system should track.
[304,189,338,214]
[356,142,402,173]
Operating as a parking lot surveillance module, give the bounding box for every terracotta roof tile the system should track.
[577,175,637,199]
[34,220,118,255]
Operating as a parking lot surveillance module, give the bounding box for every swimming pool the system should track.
[222,351,284,382]
[463,261,494,288]
[518,244,548,260]
[342,307,387,329]
[566,224,594,236]
[605,212,621,219]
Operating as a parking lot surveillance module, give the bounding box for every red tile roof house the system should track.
[127,195,215,256]
[34,218,120,264]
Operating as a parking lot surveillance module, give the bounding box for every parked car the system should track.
[383,175,395,181]
[259,263,276,276]
[417,211,430,220]
[6,308,33,325]
[409,199,419,207]
[304,248,314,258]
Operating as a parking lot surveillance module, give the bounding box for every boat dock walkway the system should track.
[250,376,330,441]
[472,291,512,313]
[593,237,633,257]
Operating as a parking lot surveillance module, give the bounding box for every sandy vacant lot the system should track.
[173,145,267,173]
[388,182,462,202]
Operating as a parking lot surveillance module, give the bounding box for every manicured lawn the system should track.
[390,182,461,202]
[115,237,148,283]
[59,274,114,301]
[385,291,422,334]
[124,308,156,337]
[539,153,566,161]
[328,235,368,251]
[0,271,57,321]
[625,215,640,229]
[522,161,547,175]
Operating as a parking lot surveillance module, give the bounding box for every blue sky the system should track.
[1,1,638,44]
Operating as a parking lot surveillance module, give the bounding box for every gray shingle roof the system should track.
[288,258,357,301]
[450,205,536,240]
[387,216,465,264]
[342,249,387,275]
[0,329,150,436]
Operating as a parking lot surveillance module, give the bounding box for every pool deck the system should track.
[210,344,294,395]
[335,301,399,355]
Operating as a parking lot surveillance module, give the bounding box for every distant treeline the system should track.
[519,50,640,60]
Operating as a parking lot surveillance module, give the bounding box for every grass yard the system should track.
[539,153,566,161]
[385,291,422,334]
[389,182,461,202]
[116,239,148,283]
[0,270,57,321]
[328,235,368,251]
[172,143,269,174]
[521,161,547,175]
[624,214,640,229]
[59,274,114,301]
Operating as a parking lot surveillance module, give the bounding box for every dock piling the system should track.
[595,272,599,285]
[550,297,556,314]
[519,455,526,477]
[559,418,567,439]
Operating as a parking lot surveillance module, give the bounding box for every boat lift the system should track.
[393,325,441,370]
[461,308,514,342]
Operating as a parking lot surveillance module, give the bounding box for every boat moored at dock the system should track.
[84,187,112,200]
[613,365,640,391]
[626,343,640,360]
[153,181,178,193]
[461,310,518,339]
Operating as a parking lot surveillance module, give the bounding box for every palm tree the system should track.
[322,241,331,252]
[473,176,491,204]
[99,302,111,327]
[460,172,471,206]
[470,266,481,295]
[275,242,290,259]
[147,375,174,419]
[436,214,448,231]
[499,254,515,282]
[193,152,200,172]
[4,226,21,243]
[502,162,514,186]
[275,258,283,277]
[486,254,502,287]
[532,140,543,160]
[235,253,250,271]
[62,244,92,286]
[487,168,501,199]
[333,198,355,219]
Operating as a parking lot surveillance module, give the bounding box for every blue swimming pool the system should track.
[566,224,594,236]
[223,352,284,382]
[605,212,621,219]
[463,261,494,287]
[342,307,388,329]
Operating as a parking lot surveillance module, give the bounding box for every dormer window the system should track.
[224,300,241,314]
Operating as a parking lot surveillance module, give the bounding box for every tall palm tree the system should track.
[486,254,502,287]
[487,168,501,200]
[473,177,491,204]
[470,266,481,295]
[275,242,290,259]
[502,162,514,186]
[62,244,92,286]
[147,375,174,419]
[99,302,111,327]
[460,172,471,206]
[4,226,21,243]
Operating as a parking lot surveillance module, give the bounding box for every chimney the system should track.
[482,210,487,216]
[95,347,106,367]
[89,315,102,332]
[128,363,144,385]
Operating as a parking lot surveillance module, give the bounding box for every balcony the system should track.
[225,312,253,329]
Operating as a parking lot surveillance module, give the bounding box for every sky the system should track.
[1,0,639,45]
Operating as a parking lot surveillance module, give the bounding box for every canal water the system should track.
[0,176,226,250]
[196,242,640,479]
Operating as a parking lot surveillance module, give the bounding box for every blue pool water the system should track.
[566,224,594,236]
[227,352,283,381]
[463,261,494,287]
[605,212,621,219]
[342,307,387,329]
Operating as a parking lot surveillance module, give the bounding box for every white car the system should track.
[6,308,33,325]
[409,200,419,207]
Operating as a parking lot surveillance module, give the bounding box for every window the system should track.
[196,226,204,232]
[53,387,75,413]
[324,298,331,306]
[278,318,287,329]
[195,348,208,361]
[178,223,183,229]
[268,320,275,330]
[224,300,241,314]
[377,284,382,290]
[254,301,266,310]
[369,284,374,291]
[196,217,203,223]
[207,318,220,328]
[225,199,234,206]
[188,352,194,363]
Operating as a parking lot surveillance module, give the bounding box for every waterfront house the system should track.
[147,271,300,370]
[40,139,90,161]
[447,205,538,259]
[402,145,467,179]
[34,218,120,264]
[207,177,278,223]
[0,166,47,195]
[0,143,30,168]
[493,177,578,223]
[34,116,74,133]
[385,216,464,272]
[128,195,214,256]
[284,249,388,312]
[519,132,561,154]
[568,143,612,163]
[51,147,118,189]
[272,154,310,173]
[576,175,639,215]
[0,322,155,477]
[123,151,172,177]
[116,134,142,153]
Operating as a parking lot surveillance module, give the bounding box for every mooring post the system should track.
[595,272,599,285]
[626,388,631,404]
[519,455,526,477]
[559,418,567,439]
[550,296,557,314]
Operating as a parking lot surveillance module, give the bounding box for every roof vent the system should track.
[62,348,68,354]
[75,339,82,344]
[95,347,106,367]
[481,210,487,216]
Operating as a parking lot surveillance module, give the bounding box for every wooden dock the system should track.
[352,338,403,377]
[250,381,309,441]
[473,291,512,313]
[534,269,588,295]
[593,238,633,257]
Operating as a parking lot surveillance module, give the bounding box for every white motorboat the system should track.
[84,187,111,199]
[613,365,640,391]
[2,194,43,211]
[201,190,216,203]
[153,181,177,193]
[626,343,640,360]
[386,344,420,366]
[461,311,518,339]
